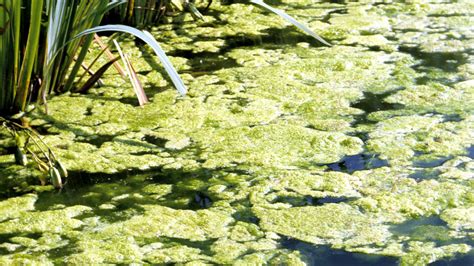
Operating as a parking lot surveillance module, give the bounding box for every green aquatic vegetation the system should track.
[340,34,397,52]
[235,250,305,266]
[64,206,233,263]
[0,205,91,234]
[104,205,233,240]
[11,232,69,253]
[144,245,208,264]
[210,237,303,265]
[191,123,363,168]
[441,207,474,231]
[329,8,391,36]
[67,235,143,264]
[114,0,331,48]
[385,81,474,116]
[409,225,452,242]
[249,164,473,261]
[224,45,416,95]
[249,0,330,46]
[248,169,362,204]
[400,242,471,266]
[0,1,190,187]
[437,156,474,181]
[1,1,473,264]
[145,0,333,54]
[305,4,391,42]
[253,203,391,246]
[0,193,37,221]
[0,254,53,265]
[366,115,473,166]
[354,169,472,222]
[389,3,473,54]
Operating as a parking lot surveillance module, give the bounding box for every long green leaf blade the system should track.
[250,0,331,46]
[75,25,187,95]
[15,0,44,112]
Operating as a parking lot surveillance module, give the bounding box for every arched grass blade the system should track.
[76,25,187,95]
[250,0,331,46]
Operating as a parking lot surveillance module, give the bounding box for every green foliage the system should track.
[0,0,187,188]
[0,1,118,115]
[0,0,329,189]
[77,25,187,95]
[107,0,211,27]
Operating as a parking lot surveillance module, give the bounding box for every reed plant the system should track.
[0,0,329,189]
[107,0,210,26]
[0,0,186,188]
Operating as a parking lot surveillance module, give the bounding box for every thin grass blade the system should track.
[250,0,331,46]
[75,25,187,95]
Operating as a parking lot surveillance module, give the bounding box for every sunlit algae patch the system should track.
[0,0,473,265]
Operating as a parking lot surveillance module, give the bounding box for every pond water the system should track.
[1,0,473,265]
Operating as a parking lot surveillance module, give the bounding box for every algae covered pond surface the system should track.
[1,1,474,265]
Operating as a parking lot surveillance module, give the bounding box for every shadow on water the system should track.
[399,47,469,73]
[281,237,399,266]
[351,90,404,126]
[271,195,358,207]
[326,153,389,173]
[322,91,400,174]
[467,145,474,159]
[390,216,474,246]
[32,164,244,215]
[412,155,452,168]
[408,168,441,181]
[171,49,240,75]
[399,46,470,86]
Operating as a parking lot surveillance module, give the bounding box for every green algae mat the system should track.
[1,1,473,265]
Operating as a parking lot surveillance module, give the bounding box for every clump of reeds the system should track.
[0,0,329,189]
[0,0,186,188]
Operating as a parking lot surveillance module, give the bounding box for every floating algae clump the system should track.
[0,193,37,221]
[367,115,473,166]
[441,207,474,231]
[385,81,474,116]
[66,235,144,264]
[353,167,473,222]
[192,123,363,168]
[144,245,208,264]
[0,205,91,234]
[253,203,391,247]
[117,205,233,240]
[400,242,471,266]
